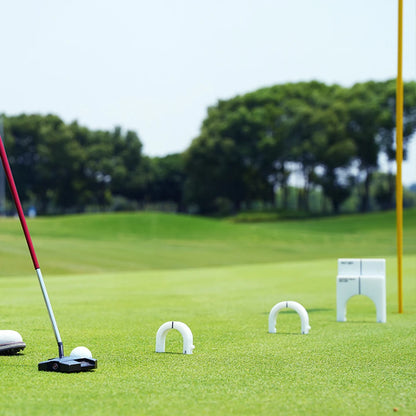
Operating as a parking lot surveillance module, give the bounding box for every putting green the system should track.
[0,211,415,415]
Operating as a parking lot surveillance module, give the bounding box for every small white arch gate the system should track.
[155,321,195,354]
[268,301,311,334]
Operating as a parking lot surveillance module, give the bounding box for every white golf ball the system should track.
[70,346,92,359]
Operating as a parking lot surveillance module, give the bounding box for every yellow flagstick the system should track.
[396,0,403,314]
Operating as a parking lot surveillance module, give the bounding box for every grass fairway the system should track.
[0,210,415,415]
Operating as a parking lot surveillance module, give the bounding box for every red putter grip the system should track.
[0,136,40,269]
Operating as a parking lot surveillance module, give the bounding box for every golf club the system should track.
[0,135,97,373]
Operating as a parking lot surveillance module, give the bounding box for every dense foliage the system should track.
[1,79,416,215]
[185,80,416,214]
[1,115,184,214]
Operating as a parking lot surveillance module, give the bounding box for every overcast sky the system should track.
[1,0,415,184]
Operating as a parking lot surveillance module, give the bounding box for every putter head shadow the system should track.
[38,356,97,373]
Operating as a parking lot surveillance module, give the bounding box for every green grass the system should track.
[1,209,415,276]
[0,210,415,415]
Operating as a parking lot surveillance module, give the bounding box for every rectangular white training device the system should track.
[336,258,386,323]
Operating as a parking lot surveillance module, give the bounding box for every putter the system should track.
[0,136,97,373]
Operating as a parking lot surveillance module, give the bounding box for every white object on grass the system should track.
[268,301,311,334]
[70,346,93,359]
[0,330,26,354]
[0,330,24,343]
[155,321,195,354]
[336,258,386,323]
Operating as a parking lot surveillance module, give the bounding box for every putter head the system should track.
[0,342,26,355]
[38,356,97,373]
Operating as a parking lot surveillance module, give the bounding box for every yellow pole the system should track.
[396,0,403,313]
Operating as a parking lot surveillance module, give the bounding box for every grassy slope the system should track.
[0,210,415,415]
[1,209,415,276]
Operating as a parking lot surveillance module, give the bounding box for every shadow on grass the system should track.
[153,351,186,355]
[261,308,332,315]
[0,352,25,356]
[339,320,384,324]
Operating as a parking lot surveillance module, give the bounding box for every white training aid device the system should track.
[336,258,386,323]
[155,321,195,354]
[268,301,311,334]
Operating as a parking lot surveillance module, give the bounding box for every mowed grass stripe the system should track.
[1,209,415,276]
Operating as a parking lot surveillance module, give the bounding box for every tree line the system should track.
[1,79,416,216]
[1,114,186,215]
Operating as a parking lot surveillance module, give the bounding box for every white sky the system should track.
[1,0,415,184]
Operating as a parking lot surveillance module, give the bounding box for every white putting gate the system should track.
[151,260,386,357]
[155,321,195,355]
[336,258,386,323]
[268,301,311,334]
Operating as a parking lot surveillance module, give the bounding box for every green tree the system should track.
[2,115,145,213]
[310,101,356,213]
[280,82,347,212]
[185,97,274,213]
[145,153,186,210]
[185,81,355,215]
[35,119,86,212]
[2,114,47,205]
[345,80,416,212]
[109,128,144,202]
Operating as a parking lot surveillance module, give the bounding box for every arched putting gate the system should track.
[268,301,311,334]
[155,321,195,355]
[336,259,386,323]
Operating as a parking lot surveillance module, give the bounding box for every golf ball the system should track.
[70,346,92,359]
